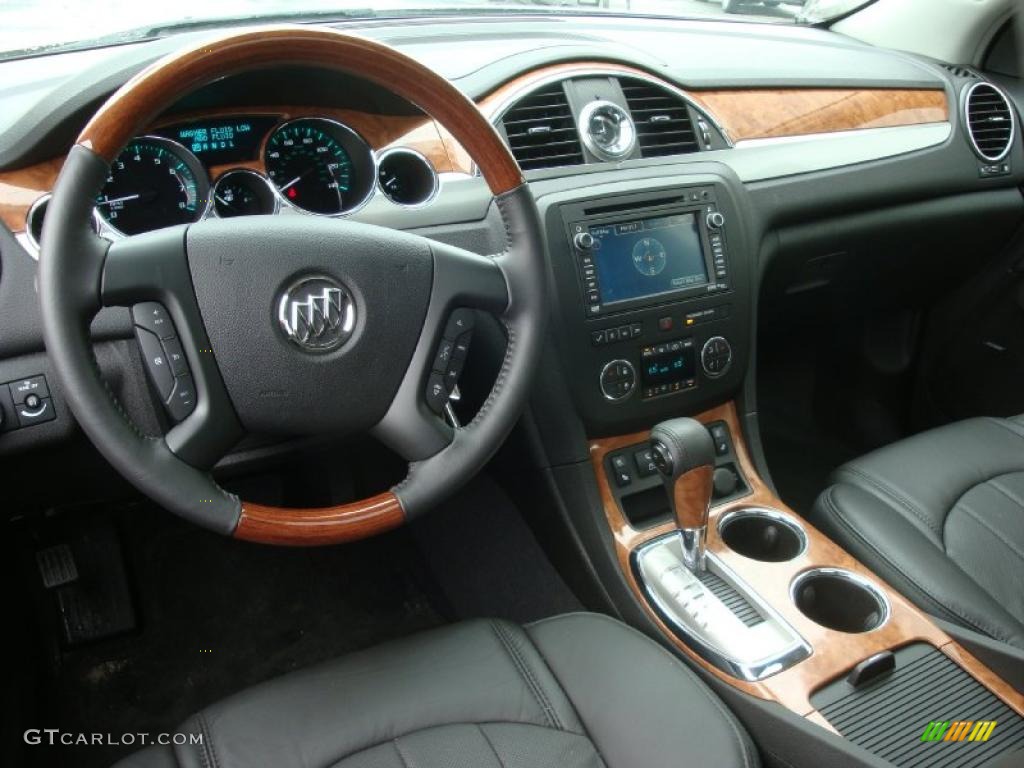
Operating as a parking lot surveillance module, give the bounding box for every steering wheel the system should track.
[39,27,546,545]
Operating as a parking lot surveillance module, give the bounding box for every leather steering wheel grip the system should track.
[39,27,546,546]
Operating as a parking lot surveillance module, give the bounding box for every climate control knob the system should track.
[599,359,636,402]
[706,211,725,230]
[574,231,595,251]
[701,336,732,378]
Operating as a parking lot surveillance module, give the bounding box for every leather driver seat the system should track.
[811,415,1024,649]
[115,613,758,767]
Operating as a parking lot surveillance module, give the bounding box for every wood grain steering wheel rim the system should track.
[41,26,544,546]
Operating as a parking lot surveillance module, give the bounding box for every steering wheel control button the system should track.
[701,336,733,379]
[444,308,475,339]
[166,375,197,422]
[132,302,176,340]
[425,373,449,414]
[432,339,455,374]
[136,327,176,400]
[10,375,50,403]
[161,337,188,377]
[16,396,55,427]
[599,359,636,402]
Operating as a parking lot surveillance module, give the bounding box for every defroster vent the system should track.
[501,82,583,171]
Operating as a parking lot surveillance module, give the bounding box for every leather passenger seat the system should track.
[811,415,1024,649]
[115,613,758,767]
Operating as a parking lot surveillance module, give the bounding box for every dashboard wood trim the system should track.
[234,491,405,546]
[686,88,949,143]
[590,401,1024,724]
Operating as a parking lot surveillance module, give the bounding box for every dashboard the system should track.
[0,13,1021,466]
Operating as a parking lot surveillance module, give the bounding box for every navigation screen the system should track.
[590,213,707,306]
[158,116,279,165]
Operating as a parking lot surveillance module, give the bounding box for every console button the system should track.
[162,337,189,377]
[634,448,658,477]
[132,302,176,340]
[591,330,606,346]
[610,454,632,487]
[165,374,197,422]
[658,316,673,332]
[630,322,642,338]
[709,423,730,456]
[16,396,55,427]
[136,327,175,401]
[9,375,49,404]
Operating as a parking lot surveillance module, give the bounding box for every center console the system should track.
[544,178,750,436]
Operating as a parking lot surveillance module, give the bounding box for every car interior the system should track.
[2,0,1024,766]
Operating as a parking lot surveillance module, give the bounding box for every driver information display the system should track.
[589,213,707,305]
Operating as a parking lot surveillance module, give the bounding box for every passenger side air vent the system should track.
[964,82,1015,161]
[500,82,583,171]
[620,78,700,158]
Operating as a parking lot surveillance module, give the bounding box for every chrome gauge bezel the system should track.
[211,168,280,218]
[94,134,211,238]
[263,117,377,218]
[375,147,441,209]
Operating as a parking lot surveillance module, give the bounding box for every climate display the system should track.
[590,213,707,306]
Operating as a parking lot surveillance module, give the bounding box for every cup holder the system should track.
[718,508,806,562]
[791,568,890,633]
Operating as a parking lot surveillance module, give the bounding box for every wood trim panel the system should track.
[590,401,1024,723]
[687,88,949,143]
[234,491,405,546]
[76,26,522,195]
[0,157,62,234]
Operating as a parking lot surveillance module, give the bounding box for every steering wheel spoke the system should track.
[102,228,244,469]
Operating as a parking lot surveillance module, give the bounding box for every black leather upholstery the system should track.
[811,416,1024,649]
[114,613,757,768]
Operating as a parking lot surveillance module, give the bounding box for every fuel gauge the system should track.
[212,169,278,218]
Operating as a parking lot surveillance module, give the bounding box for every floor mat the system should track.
[25,504,443,768]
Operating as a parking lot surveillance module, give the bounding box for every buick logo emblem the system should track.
[277,276,355,351]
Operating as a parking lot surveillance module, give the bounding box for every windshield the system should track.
[0,0,876,62]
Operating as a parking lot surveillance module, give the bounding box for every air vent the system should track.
[620,78,700,158]
[501,82,583,171]
[965,82,1015,161]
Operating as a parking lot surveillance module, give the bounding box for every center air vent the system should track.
[964,82,1015,162]
[500,82,583,171]
[620,78,700,158]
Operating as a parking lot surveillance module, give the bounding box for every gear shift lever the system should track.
[650,418,716,572]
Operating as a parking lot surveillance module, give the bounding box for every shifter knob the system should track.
[650,418,716,571]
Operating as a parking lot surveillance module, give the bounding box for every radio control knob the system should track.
[701,336,732,379]
[574,231,595,251]
[706,211,725,230]
[599,359,636,402]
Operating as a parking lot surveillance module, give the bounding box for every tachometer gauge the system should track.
[264,118,375,215]
[95,136,209,235]
[632,237,667,276]
[212,169,278,218]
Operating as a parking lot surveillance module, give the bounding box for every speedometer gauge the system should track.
[264,118,376,215]
[96,137,209,235]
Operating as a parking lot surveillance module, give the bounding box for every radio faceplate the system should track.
[564,187,730,318]
[542,176,751,436]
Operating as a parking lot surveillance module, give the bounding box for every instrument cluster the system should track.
[92,115,439,237]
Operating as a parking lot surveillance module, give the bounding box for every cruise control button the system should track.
[449,332,471,372]
[165,374,197,422]
[136,327,175,400]
[444,308,475,339]
[132,302,176,340]
[162,337,189,377]
[16,396,55,427]
[425,373,448,414]
[9,375,48,404]
[432,339,455,373]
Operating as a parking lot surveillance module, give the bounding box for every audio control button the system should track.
[599,359,636,402]
[701,336,733,379]
[574,231,595,251]
[706,211,725,229]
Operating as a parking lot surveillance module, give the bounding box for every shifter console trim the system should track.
[635,534,811,681]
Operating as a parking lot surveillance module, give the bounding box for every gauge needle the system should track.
[279,169,312,192]
[96,194,141,207]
